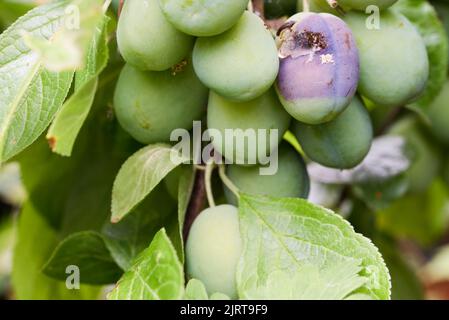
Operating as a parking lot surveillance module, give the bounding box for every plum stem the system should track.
[205,160,216,208]
[218,164,240,199]
[326,0,339,9]
[118,0,124,17]
[303,0,310,12]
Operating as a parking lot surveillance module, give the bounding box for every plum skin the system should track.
[224,142,310,205]
[158,0,248,37]
[293,96,373,169]
[207,89,292,165]
[344,10,429,107]
[276,12,359,125]
[193,11,279,102]
[117,0,194,71]
[113,63,208,144]
[186,205,242,299]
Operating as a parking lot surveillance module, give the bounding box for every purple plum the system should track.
[276,12,359,124]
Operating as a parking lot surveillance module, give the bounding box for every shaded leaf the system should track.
[108,229,184,300]
[43,231,122,285]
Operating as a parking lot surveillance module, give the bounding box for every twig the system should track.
[183,170,207,242]
[118,0,124,17]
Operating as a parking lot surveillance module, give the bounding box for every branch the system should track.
[182,169,207,242]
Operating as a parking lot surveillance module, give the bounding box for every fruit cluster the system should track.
[114,0,429,298]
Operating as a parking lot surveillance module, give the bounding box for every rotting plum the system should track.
[186,205,242,299]
[207,89,291,165]
[224,142,310,205]
[114,62,208,144]
[158,0,248,37]
[193,11,279,102]
[344,10,429,107]
[117,0,194,71]
[276,12,359,124]
[293,96,373,169]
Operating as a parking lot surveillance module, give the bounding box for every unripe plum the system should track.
[426,81,449,144]
[293,96,373,169]
[114,63,208,144]
[207,89,291,164]
[339,0,398,10]
[224,142,310,205]
[158,0,248,37]
[117,0,194,71]
[193,11,279,102]
[344,10,429,107]
[276,12,359,124]
[186,205,242,299]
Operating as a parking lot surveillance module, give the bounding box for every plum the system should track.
[426,81,449,144]
[158,0,248,37]
[117,0,194,71]
[186,205,242,299]
[114,62,208,144]
[193,11,279,102]
[344,10,429,107]
[276,12,359,124]
[207,89,291,165]
[293,96,372,169]
[224,142,310,205]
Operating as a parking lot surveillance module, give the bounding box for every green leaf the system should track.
[103,184,177,271]
[377,178,449,246]
[0,1,74,163]
[111,144,189,223]
[244,260,367,300]
[176,166,196,262]
[22,0,105,72]
[394,0,449,109]
[237,194,391,300]
[42,231,122,285]
[185,279,209,300]
[47,16,110,156]
[0,0,35,29]
[108,229,184,300]
[12,202,100,300]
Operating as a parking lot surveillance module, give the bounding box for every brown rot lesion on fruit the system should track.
[278,24,328,60]
[171,59,188,76]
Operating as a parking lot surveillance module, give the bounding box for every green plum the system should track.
[340,0,398,10]
[114,63,208,144]
[207,89,291,165]
[389,116,442,194]
[344,10,429,107]
[158,0,248,36]
[193,11,279,102]
[186,205,242,299]
[224,142,310,205]
[426,81,449,144]
[117,0,194,71]
[293,96,373,169]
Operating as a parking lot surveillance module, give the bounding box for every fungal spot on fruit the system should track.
[171,59,188,76]
[278,25,327,60]
[320,54,334,64]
